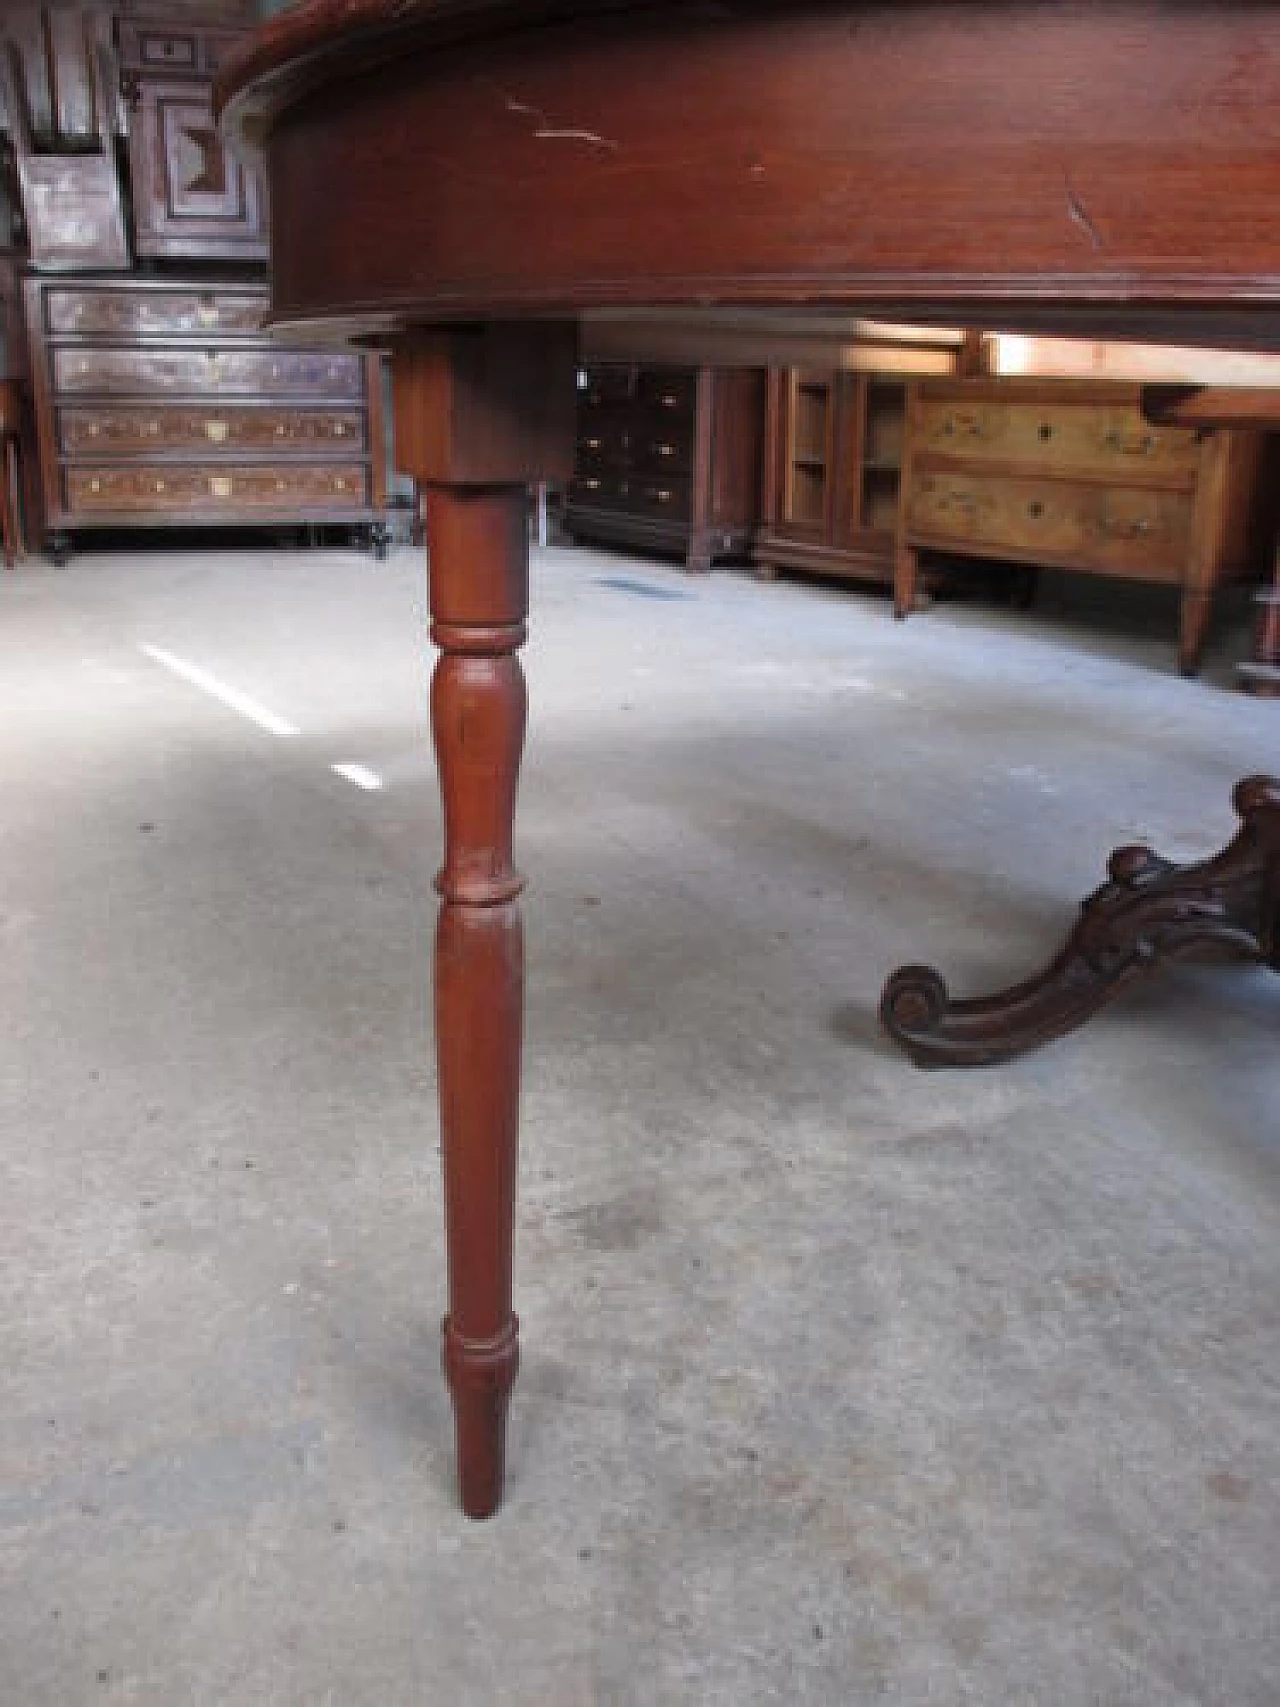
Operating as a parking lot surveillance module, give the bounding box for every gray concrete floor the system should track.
[0,541,1276,1706]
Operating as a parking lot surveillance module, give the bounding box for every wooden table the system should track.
[220,0,1280,1518]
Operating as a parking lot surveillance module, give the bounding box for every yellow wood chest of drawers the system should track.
[896,378,1270,673]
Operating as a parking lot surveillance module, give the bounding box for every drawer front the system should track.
[58,406,367,458]
[117,20,241,74]
[118,22,200,71]
[53,347,364,399]
[915,397,1201,483]
[635,429,691,477]
[907,472,1194,577]
[45,288,266,338]
[632,474,691,521]
[66,464,370,515]
[635,368,696,417]
[576,424,633,469]
[580,366,635,408]
[570,470,630,507]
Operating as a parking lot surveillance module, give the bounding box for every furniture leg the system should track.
[881,775,1280,1066]
[0,449,14,568]
[391,323,576,1517]
[428,486,528,1519]
[894,544,920,619]
[1179,586,1213,677]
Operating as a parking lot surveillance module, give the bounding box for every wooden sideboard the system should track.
[563,361,763,571]
[25,273,387,560]
[895,377,1270,674]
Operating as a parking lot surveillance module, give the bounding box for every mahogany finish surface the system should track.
[219,0,1280,1517]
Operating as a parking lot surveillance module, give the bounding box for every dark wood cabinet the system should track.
[563,362,764,571]
[25,274,387,558]
[755,367,912,587]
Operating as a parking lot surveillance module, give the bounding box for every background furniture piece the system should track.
[0,32,128,271]
[24,273,387,560]
[1244,556,1280,697]
[0,4,390,554]
[118,12,268,263]
[895,377,1271,674]
[756,369,913,588]
[0,375,25,563]
[221,0,1280,1520]
[563,361,763,571]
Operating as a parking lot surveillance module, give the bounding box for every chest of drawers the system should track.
[896,378,1269,674]
[563,363,764,572]
[24,274,387,560]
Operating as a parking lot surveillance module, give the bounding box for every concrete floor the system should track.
[0,541,1276,1706]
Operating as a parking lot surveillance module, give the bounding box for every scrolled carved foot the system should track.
[881,775,1280,1067]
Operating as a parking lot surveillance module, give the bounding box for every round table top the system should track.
[218,1,1280,349]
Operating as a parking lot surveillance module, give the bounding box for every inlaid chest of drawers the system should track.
[24,274,388,561]
[895,377,1270,674]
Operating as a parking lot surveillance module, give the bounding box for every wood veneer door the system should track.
[125,73,267,261]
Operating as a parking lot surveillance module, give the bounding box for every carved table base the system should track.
[882,776,1280,1067]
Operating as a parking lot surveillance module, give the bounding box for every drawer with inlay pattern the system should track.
[66,464,371,515]
[914,394,1202,485]
[53,347,364,399]
[58,406,368,458]
[907,470,1193,580]
[44,287,267,339]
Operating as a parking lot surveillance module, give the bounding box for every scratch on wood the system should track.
[1064,179,1104,250]
[504,94,619,151]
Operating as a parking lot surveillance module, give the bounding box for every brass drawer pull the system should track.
[1101,513,1153,540]
[205,419,229,443]
[942,412,990,441]
[1104,429,1157,455]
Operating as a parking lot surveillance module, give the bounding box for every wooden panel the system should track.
[53,346,364,398]
[65,462,370,514]
[44,286,266,337]
[125,73,267,262]
[914,395,1201,485]
[12,156,129,271]
[58,405,367,457]
[46,9,97,143]
[907,470,1194,581]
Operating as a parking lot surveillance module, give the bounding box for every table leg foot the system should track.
[443,1317,520,1520]
[881,775,1280,1066]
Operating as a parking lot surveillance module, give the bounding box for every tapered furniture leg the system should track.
[882,775,1280,1066]
[391,323,576,1517]
[429,487,528,1518]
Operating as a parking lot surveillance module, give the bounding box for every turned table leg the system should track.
[882,775,1280,1067]
[429,487,528,1518]
[392,324,576,1517]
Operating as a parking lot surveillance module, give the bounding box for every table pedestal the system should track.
[881,776,1280,1067]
